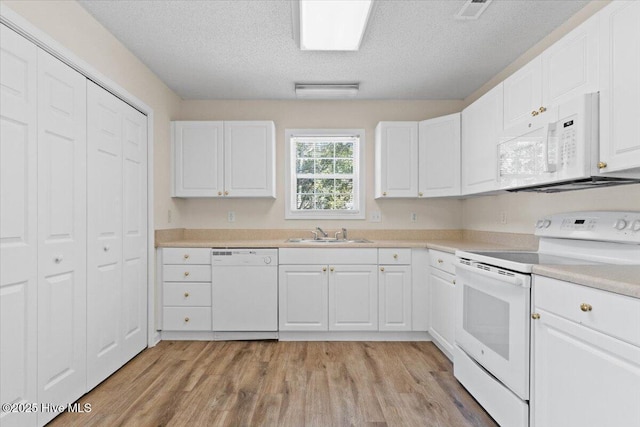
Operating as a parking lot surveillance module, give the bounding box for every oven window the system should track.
[463,285,510,360]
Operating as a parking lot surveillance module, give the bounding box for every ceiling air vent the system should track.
[454,0,493,20]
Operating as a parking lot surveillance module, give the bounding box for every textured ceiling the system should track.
[79,0,590,100]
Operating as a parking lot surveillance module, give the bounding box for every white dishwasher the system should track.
[211,249,278,332]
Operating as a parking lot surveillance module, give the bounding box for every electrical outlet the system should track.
[411,212,418,222]
[228,211,236,222]
[370,210,381,222]
[168,209,172,224]
[500,211,508,224]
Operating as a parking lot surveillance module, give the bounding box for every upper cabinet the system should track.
[503,16,599,132]
[598,1,640,173]
[461,83,503,195]
[418,113,461,197]
[375,121,419,198]
[172,120,276,198]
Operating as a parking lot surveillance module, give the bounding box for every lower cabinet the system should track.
[329,265,378,331]
[428,250,457,360]
[378,265,412,331]
[531,276,640,427]
[278,265,329,331]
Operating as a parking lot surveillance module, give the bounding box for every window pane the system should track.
[335,159,353,174]
[297,142,314,158]
[333,193,353,209]
[296,194,314,210]
[296,178,314,194]
[335,142,353,158]
[316,159,334,174]
[314,142,334,158]
[315,179,334,194]
[316,194,331,209]
[335,179,353,193]
[297,159,314,174]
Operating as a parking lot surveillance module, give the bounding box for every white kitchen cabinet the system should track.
[531,276,640,427]
[36,48,87,426]
[161,248,212,331]
[378,250,412,331]
[428,250,456,360]
[329,265,378,331]
[86,82,148,391]
[0,24,38,427]
[375,121,419,198]
[598,0,640,173]
[411,249,429,331]
[418,113,461,197]
[503,56,543,131]
[503,16,598,132]
[172,120,275,198]
[461,84,503,195]
[278,265,329,331]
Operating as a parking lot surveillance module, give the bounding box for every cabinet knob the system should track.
[380,267,385,272]
[393,254,398,259]
[580,303,592,312]
[330,267,334,272]
[184,271,190,277]
[418,192,423,197]
[531,110,539,117]
[452,279,456,285]
[437,259,443,264]
[218,191,222,196]
[383,192,387,196]
[322,267,327,272]
[224,191,229,196]
[531,313,541,320]
[184,317,190,323]
[103,245,110,252]
[539,106,547,113]
[184,254,190,259]
[597,161,607,169]
[184,292,190,298]
[54,255,63,264]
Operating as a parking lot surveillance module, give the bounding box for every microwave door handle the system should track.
[456,260,527,287]
[542,123,557,173]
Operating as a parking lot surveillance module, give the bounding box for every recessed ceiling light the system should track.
[454,0,492,20]
[295,83,360,98]
[299,0,373,51]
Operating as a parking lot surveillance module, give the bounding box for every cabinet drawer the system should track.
[163,282,211,307]
[163,307,212,331]
[163,265,211,282]
[163,248,211,265]
[429,250,457,275]
[379,248,412,265]
[534,276,640,347]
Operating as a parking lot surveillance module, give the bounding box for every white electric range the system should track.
[453,211,640,427]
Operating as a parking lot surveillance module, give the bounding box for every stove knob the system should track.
[263,256,272,265]
[632,220,640,232]
[614,219,628,230]
[542,219,551,228]
[535,220,544,229]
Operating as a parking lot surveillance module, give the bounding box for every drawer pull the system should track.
[184,254,190,259]
[452,279,456,285]
[580,303,593,312]
[330,267,334,272]
[393,254,398,259]
[380,267,385,272]
[437,259,443,264]
[322,267,327,272]
[184,271,190,277]
[184,317,190,323]
[531,313,541,320]
[184,292,190,298]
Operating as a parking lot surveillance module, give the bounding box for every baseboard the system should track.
[278,331,431,341]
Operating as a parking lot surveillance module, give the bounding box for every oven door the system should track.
[455,260,531,400]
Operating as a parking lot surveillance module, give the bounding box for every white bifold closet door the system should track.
[0,24,38,427]
[36,49,88,426]
[86,81,147,390]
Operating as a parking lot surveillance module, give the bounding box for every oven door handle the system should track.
[456,261,528,287]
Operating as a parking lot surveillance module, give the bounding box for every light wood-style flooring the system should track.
[50,341,497,426]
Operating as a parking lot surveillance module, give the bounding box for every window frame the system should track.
[285,128,366,220]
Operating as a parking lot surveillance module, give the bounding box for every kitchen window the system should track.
[285,129,365,219]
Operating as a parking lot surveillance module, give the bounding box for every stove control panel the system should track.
[535,211,640,243]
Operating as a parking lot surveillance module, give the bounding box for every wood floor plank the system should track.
[49,341,497,427]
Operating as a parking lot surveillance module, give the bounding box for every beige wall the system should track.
[2,0,183,229]
[176,100,465,230]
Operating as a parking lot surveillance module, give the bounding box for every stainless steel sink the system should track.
[286,238,372,244]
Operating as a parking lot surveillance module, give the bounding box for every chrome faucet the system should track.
[316,227,328,238]
[342,227,348,240]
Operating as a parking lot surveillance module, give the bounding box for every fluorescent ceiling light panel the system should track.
[295,84,359,98]
[299,0,373,51]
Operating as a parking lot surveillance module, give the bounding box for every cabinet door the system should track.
[461,84,503,194]
[542,15,599,108]
[599,1,640,173]
[36,49,87,426]
[279,265,328,331]
[224,121,276,197]
[418,113,461,197]
[375,121,418,198]
[172,121,223,197]
[411,250,429,331]
[503,57,542,131]
[429,269,455,359]
[329,265,378,331]
[0,25,38,427]
[379,265,411,331]
[532,310,640,427]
